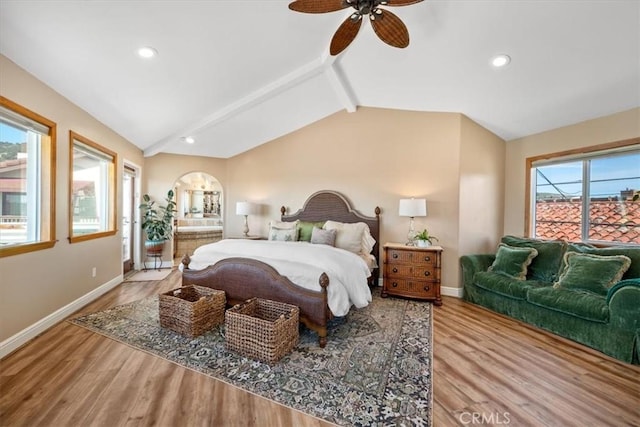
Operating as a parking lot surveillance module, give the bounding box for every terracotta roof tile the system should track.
[535,200,639,244]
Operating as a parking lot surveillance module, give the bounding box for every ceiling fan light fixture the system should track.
[289,0,422,55]
[137,46,158,59]
[491,54,511,68]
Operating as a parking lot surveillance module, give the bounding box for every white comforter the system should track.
[181,239,372,316]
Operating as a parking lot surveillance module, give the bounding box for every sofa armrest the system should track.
[460,254,496,288]
[607,278,640,331]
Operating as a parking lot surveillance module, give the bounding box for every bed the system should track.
[181,190,381,347]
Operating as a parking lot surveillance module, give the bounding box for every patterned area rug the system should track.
[70,290,432,426]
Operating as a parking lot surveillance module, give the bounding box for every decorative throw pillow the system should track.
[310,227,336,246]
[567,243,640,280]
[553,252,631,295]
[269,220,298,230]
[488,243,539,280]
[297,221,326,242]
[501,235,566,282]
[268,226,298,242]
[323,221,367,254]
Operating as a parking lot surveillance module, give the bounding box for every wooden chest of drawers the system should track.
[382,243,443,305]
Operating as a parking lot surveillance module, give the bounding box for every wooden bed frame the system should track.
[181,190,381,347]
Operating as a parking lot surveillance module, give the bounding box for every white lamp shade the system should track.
[236,201,254,216]
[399,198,427,217]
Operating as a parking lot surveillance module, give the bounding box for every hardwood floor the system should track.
[1,271,639,426]
[433,298,639,426]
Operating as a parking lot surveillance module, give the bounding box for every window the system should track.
[69,131,117,243]
[0,96,56,257]
[527,139,640,244]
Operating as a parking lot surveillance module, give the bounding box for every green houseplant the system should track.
[414,229,439,248]
[139,189,176,255]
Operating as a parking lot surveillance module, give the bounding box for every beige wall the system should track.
[143,153,227,262]
[224,107,505,290]
[459,115,506,255]
[504,108,640,236]
[0,55,144,342]
[150,109,506,290]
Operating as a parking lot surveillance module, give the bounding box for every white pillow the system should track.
[323,221,372,254]
[269,219,298,229]
[268,226,298,241]
[362,228,376,254]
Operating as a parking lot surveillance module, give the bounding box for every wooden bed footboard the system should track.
[182,256,331,347]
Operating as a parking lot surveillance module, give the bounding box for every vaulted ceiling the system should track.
[1,1,638,158]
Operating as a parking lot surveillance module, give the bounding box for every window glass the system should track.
[531,148,640,244]
[69,131,117,242]
[588,153,640,242]
[534,161,583,241]
[0,97,56,256]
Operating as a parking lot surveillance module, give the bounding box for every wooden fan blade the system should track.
[384,0,424,6]
[370,9,410,48]
[289,0,349,13]
[330,15,363,55]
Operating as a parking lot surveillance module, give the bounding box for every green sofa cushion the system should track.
[567,243,640,280]
[501,235,567,283]
[527,287,609,323]
[296,221,326,242]
[554,252,631,296]
[488,243,538,280]
[474,271,550,300]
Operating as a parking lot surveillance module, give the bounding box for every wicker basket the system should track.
[225,298,299,364]
[159,285,225,337]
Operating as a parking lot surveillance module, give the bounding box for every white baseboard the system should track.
[442,286,464,298]
[0,274,123,359]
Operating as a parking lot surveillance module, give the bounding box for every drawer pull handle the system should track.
[392,267,398,273]
[424,285,430,292]
[393,253,398,259]
[424,271,431,277]
[392,282,398,288]
[424,256,431,262]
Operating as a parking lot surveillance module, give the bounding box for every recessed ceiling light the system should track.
[137,46,158,59]
[183,136,195,144]
[491,54,511,68]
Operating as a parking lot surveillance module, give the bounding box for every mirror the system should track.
[184,189,220,217]
[174,172,223,219]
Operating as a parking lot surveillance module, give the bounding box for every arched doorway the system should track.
[173,172,224,260]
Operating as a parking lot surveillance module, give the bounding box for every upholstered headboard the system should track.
[280,190,381,282]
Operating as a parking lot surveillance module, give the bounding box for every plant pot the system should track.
[415,239,431,248]
[145,240,165,256]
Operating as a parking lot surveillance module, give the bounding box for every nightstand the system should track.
[228,235,265,240]
[382,243,443,305]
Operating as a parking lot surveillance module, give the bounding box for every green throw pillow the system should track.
[567,243,640,280]
[553,252,631,295]
[501,235,567,282]
[488,243,539,280]
[297,221,326,242]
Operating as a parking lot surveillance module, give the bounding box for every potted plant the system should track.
[139,189,176,255]
[414,229,439,248]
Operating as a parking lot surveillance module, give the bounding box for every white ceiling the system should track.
[1,1,638,159]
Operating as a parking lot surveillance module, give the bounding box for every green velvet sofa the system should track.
[461,236,640,364]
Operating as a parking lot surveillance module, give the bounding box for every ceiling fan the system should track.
[288,0,424,56]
